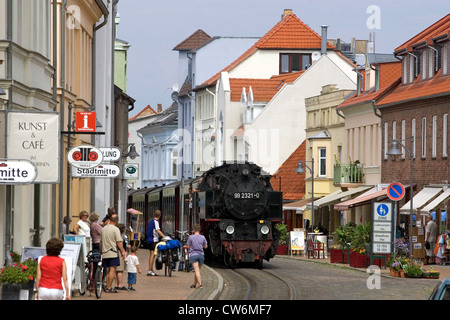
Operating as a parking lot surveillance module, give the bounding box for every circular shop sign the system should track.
[68,145,103,169]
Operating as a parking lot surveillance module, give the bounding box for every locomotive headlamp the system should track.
[226,225,235,235]
[242,168,250,176]
[260,225,270,235]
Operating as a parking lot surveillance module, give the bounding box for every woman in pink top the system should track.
[35,238,70,300]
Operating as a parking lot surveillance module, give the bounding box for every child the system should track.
[126,246,142,291]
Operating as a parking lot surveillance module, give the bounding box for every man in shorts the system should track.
[101,215,127,292]
[147,210,165,276]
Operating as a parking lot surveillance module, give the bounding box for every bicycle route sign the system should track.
[372,201,394,254]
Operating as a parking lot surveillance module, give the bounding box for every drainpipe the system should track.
[353,68,363,96]
[372,100,381,118]
[60,0,69,236]
[426,45,439,73]
[404,51,418,78]
[91,0,109,211]
[4,0,13,266]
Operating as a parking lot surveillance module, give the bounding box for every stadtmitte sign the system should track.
[0,159,37,184]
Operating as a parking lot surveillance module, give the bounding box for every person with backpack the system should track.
[147,210,165,276]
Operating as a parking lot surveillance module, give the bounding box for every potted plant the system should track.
[402,259,424,278]
[331,223,354,263]
[349,222,371,268]
[275,223,289,255]
[0,253,38,300]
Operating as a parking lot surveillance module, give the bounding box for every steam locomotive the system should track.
[196,162,283,268]
[127,162,283,268]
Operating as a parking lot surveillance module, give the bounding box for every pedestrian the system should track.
[35,238,70,300]
[73,210,90,237]
[115,223,129,290]
[186,224,207,289]
[101,206,116,227]
[147,209,165,276]
[425,214,437,264]
[61,215,72,235]
[89,211,102,253]
[101,215,127,293]
[126,246,142,291]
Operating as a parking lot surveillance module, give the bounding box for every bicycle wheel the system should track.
[184,250,191,272]
[168,252,173,277]
[94,265,103,298]
[79,264,89,295]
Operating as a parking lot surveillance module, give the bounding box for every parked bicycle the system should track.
[156,236,181,277]
[176,229,192,272]
[78,250,103,298]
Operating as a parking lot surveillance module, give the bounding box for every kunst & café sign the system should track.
[7,112,60,183]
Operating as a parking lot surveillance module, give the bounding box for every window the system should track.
[412,118,416,158]
[318,148,326,177]
[171,148,178,177]
[432,115,437,158]
[422,117,427,158]
[444,114,448,157]
[280,53,311,73]
[384,122,388,160]
[401,120,406,159]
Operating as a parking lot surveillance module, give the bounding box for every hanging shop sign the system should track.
[75,111,96,132]
[123,163,139,180]
[0,159,37,184]
[72,164,120,178]
[7,111,60,183]
[68,145,103,169]
[99,147,122,162]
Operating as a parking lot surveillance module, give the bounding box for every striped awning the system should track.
[419,188,450,214]
[307,186,373,209]
[334,188,388,211]
[400,187,444,214]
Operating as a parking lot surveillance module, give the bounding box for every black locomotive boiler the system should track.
[196,162,283,268]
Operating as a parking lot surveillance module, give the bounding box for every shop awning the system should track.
[307,186,373,209]
[399,186,444,214]
[283,198,313,213]
[334,188,388,211]
[419,188,450,214]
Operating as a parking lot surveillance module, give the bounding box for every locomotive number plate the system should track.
[234,192,260,199]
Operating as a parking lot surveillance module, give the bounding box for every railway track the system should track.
[215,266,297,300]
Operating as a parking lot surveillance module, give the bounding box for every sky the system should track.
[115,0,450,117]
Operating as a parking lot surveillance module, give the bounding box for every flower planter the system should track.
[349,251,368,268]
[1,283,21,300]
[330,248,349,263]
[276,244,288,255]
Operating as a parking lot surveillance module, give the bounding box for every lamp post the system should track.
[295,158,315,230]
[387,136,414,257]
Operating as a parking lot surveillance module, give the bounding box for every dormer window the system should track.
[280,53,311,73]
[421,47,437,80]
[402,53,419,84]
[443,42,449,75]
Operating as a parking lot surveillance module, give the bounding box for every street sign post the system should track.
[371,201,394,267]
[387,182,405,201]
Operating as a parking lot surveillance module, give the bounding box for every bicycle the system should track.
[78,250,103,298]
[176,230,192,272]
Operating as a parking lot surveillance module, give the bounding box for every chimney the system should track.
[157,103,162,113]
[321,25,328,55]
[281,9,292,19]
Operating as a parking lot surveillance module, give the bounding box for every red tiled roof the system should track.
[229,71,303,102]
[337,61,402,110]
[270,141,306,201]
[129,105,157,121]
[173,29,212,51]
[378,14,450,107]
[377,70,450,107]
[395,14,450,53]
[198,13,334,89]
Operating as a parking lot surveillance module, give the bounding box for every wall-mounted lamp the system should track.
[123,143,140,160]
